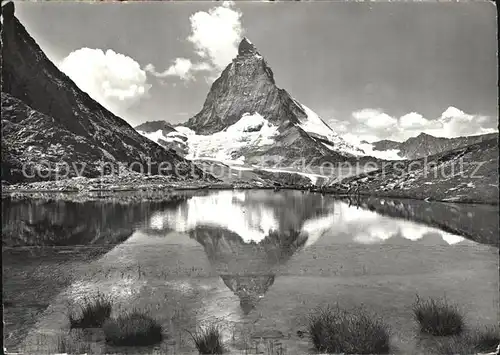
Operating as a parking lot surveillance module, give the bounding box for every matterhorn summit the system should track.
[141,38,366,167]
[238,37,260,56]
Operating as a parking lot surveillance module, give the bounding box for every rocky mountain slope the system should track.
[1,92,106,182]
[1,3,206,183]
[372,132,497,159]
[139,38,372,168]
[334,137,498,204]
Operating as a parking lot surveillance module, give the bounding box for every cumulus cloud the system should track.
[146,1,243,83]
[347,106,496,143]
[430,106,496,138]
[59,48,151,115]
[187,1,243,70]
[352,109,398,129]
[348,109,401,159]
[399,112,435,129]
[145,59,211,81]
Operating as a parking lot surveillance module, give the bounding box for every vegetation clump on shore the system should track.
[69,293,113,329]
[307,305,391,354]
[103,309,163,346]
[412,295,464,336]
[188,324,226,354]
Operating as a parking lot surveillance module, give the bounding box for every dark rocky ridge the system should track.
[372,132,498,159]
[370,139,401,152]
[135,120,177,136]
[1,92,105,182]
[1,4,210,183]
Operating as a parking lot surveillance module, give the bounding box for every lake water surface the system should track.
[2,190,498,354]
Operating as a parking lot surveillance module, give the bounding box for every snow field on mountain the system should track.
[137,129,165,144]
[292,101,365,157]
[175,112,279,164]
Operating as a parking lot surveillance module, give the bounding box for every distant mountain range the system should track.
[335,137,498,204]
[1,2,204,183]
[371,132,497,160]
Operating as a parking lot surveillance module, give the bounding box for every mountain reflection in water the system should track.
[3,190,497,354]
[144,190,492,314]
[146,190,334,313]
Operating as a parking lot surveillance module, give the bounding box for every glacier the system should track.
[176,112,279,165]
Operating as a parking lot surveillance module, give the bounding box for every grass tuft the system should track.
[307,305,391,354]
[435,326,500,354]
[188,324,225,354]
[103,309,163,346]
[412,295,464,336]
[471,326,500,352]
[69,292,113,328]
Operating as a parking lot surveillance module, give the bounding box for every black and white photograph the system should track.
[1,0,499,354]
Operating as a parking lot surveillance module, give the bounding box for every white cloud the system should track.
[145,59,211,81]
[346,107,496,145]
[429,106,496,138]
[146,1,243,83]
[187,1,243,70]
[399,112,434,129]
[59,48,151,115]
[352,109,398,129]
[442,106,469,120]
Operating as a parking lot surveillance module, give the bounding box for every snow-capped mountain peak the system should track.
[238,37,260,57]
[138,38,369,168]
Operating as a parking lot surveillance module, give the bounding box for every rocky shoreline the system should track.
[2,178,498,206]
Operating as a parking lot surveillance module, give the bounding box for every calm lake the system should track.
[2,190,499,354]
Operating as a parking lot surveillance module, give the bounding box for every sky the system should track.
[15,0,498,143]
